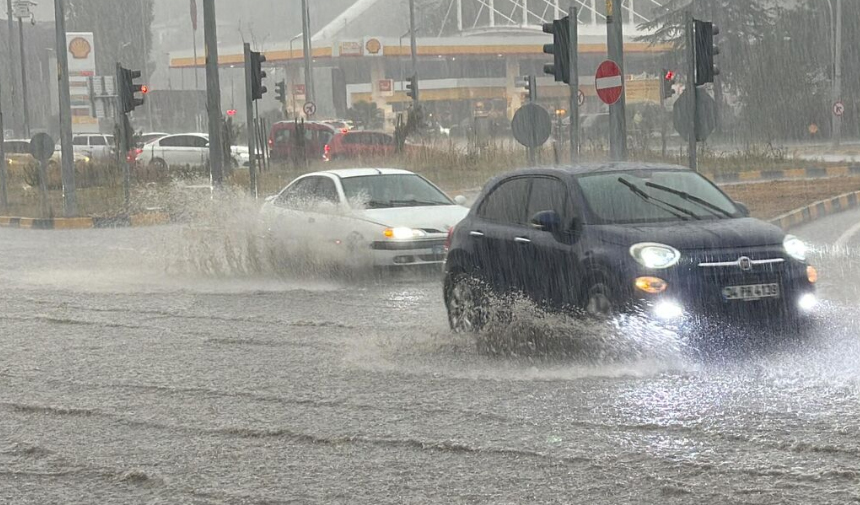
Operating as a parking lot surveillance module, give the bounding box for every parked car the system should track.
[136,132,169,146]
[443,163,819,332]
[323,131,397,161]
[72,133,115,161]
[268,121,335,162]
[134,133,247,170]
[261,168,469,267]
[3,139,90,187]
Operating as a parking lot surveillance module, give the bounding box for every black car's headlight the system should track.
[783,234,807,261]
[630,242,681,269]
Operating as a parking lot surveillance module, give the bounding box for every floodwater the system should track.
[1,209,860,504]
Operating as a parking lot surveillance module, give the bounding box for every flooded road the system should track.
[2,215,860,504]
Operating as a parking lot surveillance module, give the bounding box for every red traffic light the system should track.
[140,85,149,94]
[226,109,237,117]
[664,70,675,81]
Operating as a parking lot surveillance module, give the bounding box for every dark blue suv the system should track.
[443,163,818,331]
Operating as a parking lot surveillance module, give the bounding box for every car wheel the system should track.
[585,281,616,319]
[446,273,488,333]
[149,158,167,171]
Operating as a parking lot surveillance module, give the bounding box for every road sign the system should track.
[13,0,33,18]
[577,89,585,107]
[303,101,317,117]
[511,103,552,148]
[595,60,624,105]
[673,88,717,142]
[833,101,845,117]
[29,133,55,161]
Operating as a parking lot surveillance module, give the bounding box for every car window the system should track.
[374,133,393,146]
[73,136,88,146]
[342,134,362,145]
[314,177,340,204]
[277,177,319,208]
[158,136,181,147]
[478,177,531,225]
[90,136,107,146]
[189,136,209,148]
[577,170,740,224]
[527,177,572,224]
[274,128,291,144]
[341,174,452,208]
[5,141,29,154]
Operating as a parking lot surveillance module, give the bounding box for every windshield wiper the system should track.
[617,178,697,221]
[388,199,447,207]
[644,181,734,218]
[364,200,395,208]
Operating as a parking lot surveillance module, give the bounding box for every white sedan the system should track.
[136,133,250,170]
[261,168,469,267]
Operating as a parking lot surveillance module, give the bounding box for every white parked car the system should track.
[72,133,115,161]
[261,168,469,267]
[136,133,250,170]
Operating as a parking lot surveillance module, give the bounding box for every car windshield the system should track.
[341,174,453,208]
[577,170,740,224]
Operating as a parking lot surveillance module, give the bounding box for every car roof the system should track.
[501,162,692,178]
[317,168,414,178]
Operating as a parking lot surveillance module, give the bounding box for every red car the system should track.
[268,121,335,161]
[324,131,397,161]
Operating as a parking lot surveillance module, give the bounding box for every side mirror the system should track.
[529,210,562,233]
[736,202,750,217]
[454,195,468,206]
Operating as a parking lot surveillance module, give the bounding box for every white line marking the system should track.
[595,75,623,89]
[834,219,860,249]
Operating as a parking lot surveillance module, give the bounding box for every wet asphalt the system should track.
[1,208,860,504]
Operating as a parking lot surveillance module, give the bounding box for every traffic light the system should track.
[274,80,287,104]
[118,66,146,114]
[406,74,419,102]
[517,75,537,102]
[250,50,267,100]
[695,20,720,85]
[542,16,570,83]
[661,69,676,100]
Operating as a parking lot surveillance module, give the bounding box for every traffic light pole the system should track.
[203,0,225,186]
[300,0,314,104]
[116,63,131,209]
[606,0,627,161]
[568,4,578,164]
[0,81,7,211]
[527,74,536,165]
[409,0,419,109]
[243,43,258,198]
[686,10,697,171]
[55,0,77,216]
[18,16,30,138]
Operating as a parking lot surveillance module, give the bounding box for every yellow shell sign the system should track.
[68,37,91,59]
[365,38,382,55]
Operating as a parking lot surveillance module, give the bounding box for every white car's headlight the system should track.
[384,227,427,240]
[783,234,807,261]
[630,242,681,269]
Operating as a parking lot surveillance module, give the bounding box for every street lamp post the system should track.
[823,0,842,146]
[289,32,303,117]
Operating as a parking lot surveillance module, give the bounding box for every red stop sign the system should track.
[595,60,624,105]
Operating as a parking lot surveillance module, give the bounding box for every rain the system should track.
[2,0,860,503]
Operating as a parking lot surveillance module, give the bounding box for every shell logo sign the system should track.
[365,38,382,55]
[68,37,92,59]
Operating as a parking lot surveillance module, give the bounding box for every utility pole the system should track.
[202,0,225,186]
[0,81,7,211]
[409,0,419,108]
[685,10,697,171]
[16,10,30,137]
[140,0,154,131]
[300,0,314,103]
[6,0,18,135]
[568,3,578,164]
[244,43,258,198]
[605,0,626,161]
[832,0,842,146]
[55,0,77,216]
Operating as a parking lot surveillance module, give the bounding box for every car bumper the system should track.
[370,238,447,266]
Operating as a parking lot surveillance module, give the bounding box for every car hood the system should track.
[357,205,469,232]
[590,218,786,251]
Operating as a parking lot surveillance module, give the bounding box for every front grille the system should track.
[371,239,446,251]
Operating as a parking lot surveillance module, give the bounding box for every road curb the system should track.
[0,212,173,230]
[707,165,860,184]
[770,191,860,230]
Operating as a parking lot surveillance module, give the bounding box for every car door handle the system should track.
[469,231,485,237]
[514,237,531,244]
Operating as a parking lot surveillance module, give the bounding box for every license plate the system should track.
[722,283,780,301]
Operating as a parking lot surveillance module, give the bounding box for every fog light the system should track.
[635,276,668,294]
[653,301,684,320]
[798,293,818,312]
[807,265,818,284]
